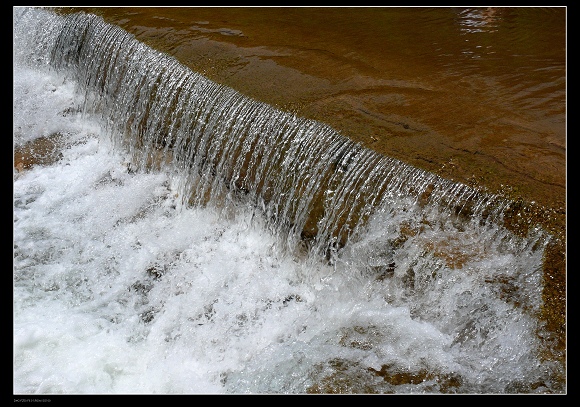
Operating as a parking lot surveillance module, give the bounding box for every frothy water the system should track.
[13,7,563,394]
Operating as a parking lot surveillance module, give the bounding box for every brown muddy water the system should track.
[56,5,567,387]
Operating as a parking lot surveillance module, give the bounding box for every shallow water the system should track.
[13,7,566,395]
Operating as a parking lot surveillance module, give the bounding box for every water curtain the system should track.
[36,11,548,262]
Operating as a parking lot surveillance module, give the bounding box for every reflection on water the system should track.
[457,7,501,34]
[456,7,500,60]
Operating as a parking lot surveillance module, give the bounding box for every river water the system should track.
[13,7,566,395]
[73,6,566,213]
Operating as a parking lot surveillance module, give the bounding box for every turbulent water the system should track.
[13,7,564,394]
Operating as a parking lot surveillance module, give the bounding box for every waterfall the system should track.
[20,9,548,261]
[13,7,564,394]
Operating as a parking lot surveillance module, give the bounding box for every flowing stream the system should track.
[13,7,564,394]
